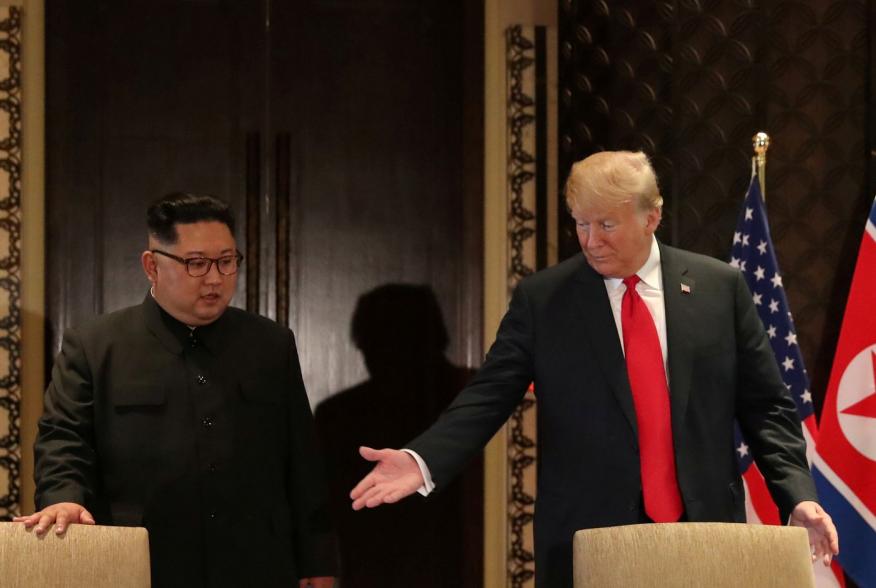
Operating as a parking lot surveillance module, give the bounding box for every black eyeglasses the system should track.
[151,249,244,277]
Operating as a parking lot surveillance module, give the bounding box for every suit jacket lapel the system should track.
[660,243,695,424]
[571,257,638,436]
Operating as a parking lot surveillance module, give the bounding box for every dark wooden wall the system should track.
[558,0,874,419]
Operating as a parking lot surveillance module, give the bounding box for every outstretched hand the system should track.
[789,501,839,566]
[13,502,95,536]
[350,446,425,511]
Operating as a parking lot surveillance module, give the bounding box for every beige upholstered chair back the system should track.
[0,522,151,588]
[573,522,814,588]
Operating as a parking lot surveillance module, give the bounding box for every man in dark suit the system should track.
[350,151,839,587]
[16,193,337,588]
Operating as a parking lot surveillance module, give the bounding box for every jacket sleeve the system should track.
[407,281,535,489]
[34,328,99,510]
[285,329,339,577]
[732,270,818,521]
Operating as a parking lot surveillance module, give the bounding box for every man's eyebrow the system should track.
[181,248,236,256]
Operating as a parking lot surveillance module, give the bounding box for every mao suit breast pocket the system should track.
[112,384,167,411]
[104,384,172,467]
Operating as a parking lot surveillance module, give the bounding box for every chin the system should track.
[195,305,229,324]
[587,259,616,277]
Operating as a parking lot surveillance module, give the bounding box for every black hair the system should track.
[146,192,236,244]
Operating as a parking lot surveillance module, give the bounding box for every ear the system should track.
[644,207,662,234]
[141,250,158,283]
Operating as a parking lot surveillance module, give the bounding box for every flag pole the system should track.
[752,131,769,200]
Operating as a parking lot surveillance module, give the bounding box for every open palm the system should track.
[350,446,425,510]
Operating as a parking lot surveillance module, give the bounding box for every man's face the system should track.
[142,221,237,326]
[570,199,660,278]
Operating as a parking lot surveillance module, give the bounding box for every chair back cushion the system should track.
[0,522,150,588]
[573,522,814,588]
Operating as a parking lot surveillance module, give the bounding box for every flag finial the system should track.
[752,132,770,200]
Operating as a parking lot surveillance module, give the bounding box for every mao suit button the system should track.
[208,463,217,473]
[202,416,213,428]
[197,375,207,385]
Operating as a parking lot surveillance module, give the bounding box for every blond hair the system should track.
[564,151,663,212]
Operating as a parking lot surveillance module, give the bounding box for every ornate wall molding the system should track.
[506,24,546,588]
[0,5,22,521]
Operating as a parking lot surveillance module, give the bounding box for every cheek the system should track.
[182,278,204,297]
[605,232,626,250]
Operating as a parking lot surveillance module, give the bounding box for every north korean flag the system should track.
[813,196,876,587]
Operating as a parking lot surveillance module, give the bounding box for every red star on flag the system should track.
[841,350,876,418]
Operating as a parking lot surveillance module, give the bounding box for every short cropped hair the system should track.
[564,151,663,213]
[146,192,236,244]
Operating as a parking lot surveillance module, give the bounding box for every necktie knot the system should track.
[623,275,641,292]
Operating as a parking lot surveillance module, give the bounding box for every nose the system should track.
[584,226,605,250]
[203,260,223,283]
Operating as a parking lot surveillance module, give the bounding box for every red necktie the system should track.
[621,275,683,522]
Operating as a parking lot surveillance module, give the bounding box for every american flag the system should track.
[729,174,845,586]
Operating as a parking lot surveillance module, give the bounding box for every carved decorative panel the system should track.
[0,6,21,521]
[506,25,549,588]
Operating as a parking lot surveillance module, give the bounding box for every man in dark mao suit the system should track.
[350,152,839,587]
[17,193,337,588]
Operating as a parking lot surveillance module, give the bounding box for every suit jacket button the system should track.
[197,375,207,385]
[202,416,213,428]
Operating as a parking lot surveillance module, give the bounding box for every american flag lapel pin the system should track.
[680,283,691,295]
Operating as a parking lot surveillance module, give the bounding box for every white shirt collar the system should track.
[604,236,662,292]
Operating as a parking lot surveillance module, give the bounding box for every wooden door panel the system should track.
[47,0,263,351]
[272,0,480,406]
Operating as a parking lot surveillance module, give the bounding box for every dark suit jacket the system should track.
[408,243,817,587]
[35,295,338,587]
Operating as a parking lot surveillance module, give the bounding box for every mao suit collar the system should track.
[142,292,229,356]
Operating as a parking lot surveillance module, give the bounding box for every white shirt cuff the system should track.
[401,448,435,496]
